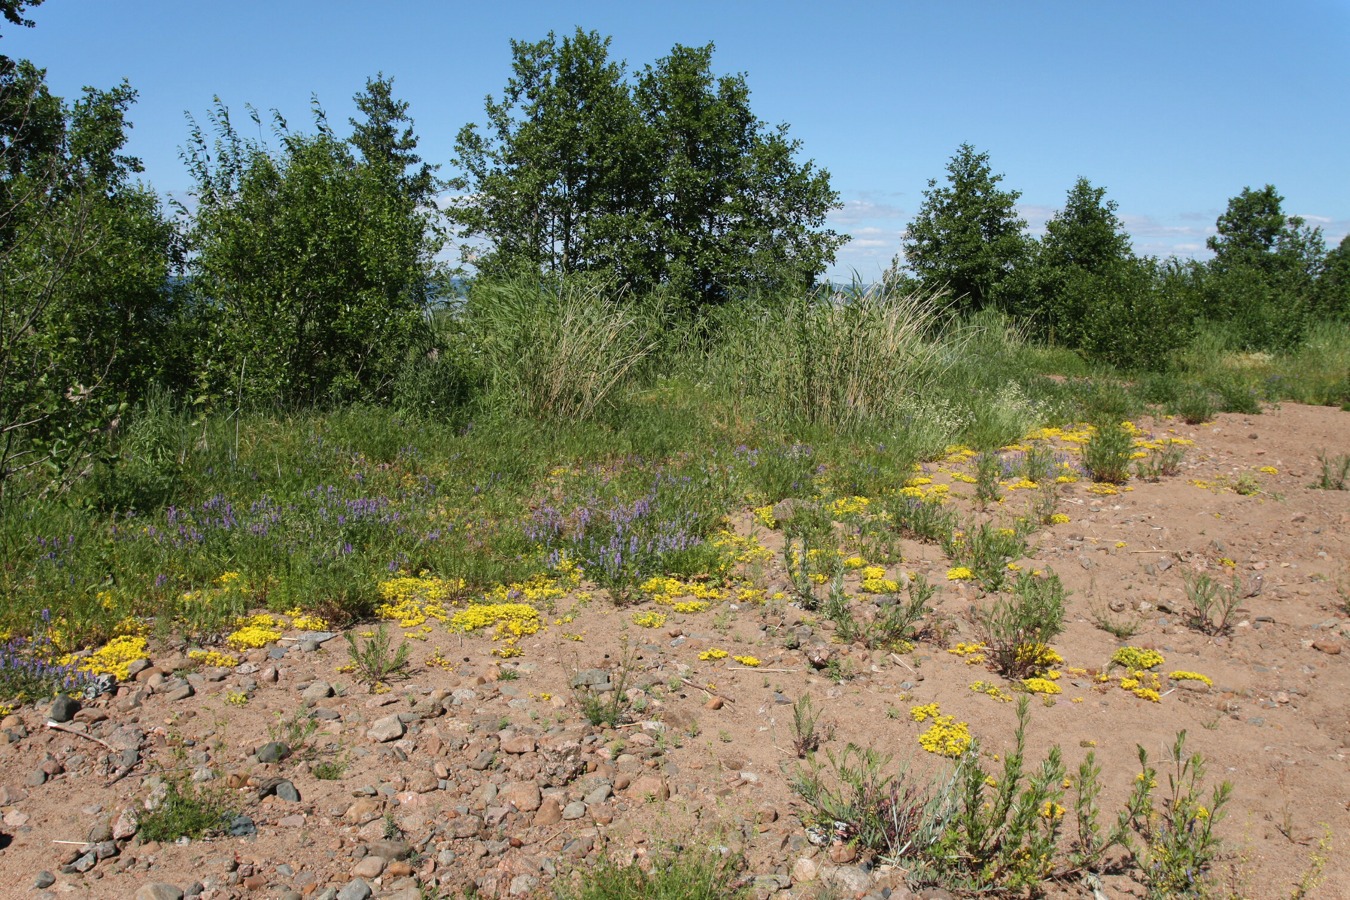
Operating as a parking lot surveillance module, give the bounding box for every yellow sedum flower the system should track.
[733,655,761,667]
[632,610,667,629]
[946,567,974,581]
[699,648,729,661]
[1169,670,1213,686]
[64,635,149,682]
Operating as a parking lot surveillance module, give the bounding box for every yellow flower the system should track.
[1040,801,1066,821]
[1168,670,1213,686]
[733,655,761,667]
[946,567,974,581]
[632,610,667,629]
[699,648,729,661]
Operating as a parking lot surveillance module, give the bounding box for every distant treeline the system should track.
[2,17,1347,496]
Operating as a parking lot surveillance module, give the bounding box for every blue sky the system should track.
[8,0,1348,280]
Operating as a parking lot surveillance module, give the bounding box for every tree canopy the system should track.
[898,143,1028,315]
[450,28,844,312]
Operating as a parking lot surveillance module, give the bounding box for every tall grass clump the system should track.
[714,280,949,431]
[461,276,658,420]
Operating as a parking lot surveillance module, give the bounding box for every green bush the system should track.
[138,774,234,842]
[714,280,947,431]
[1082,420,1133,484]
[559,846,747,900]
[462,277,658,420]
[976,571,1067,677]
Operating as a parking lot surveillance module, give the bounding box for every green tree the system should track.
[633,42,843,310]
[349,72,437,205]
[1203,185,1325,350]
[450,30,844,311]
[184,90,441,407]
[1,62,177,494]
[1022,177,1137,348]
[450,30,645,282]
[1318,234,1350,319]
[899,143,1028,315]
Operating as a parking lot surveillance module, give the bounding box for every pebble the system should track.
[49,695,80,723]
[256,742,291,764]
[134,885,184,900]
[336,879,372,900]
[366,715,405,743]
[1312,640,1342,655]
[34,871,55,888]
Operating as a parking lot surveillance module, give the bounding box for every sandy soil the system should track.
[0,403,1346,900]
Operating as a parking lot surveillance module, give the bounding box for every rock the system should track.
[570,669,610,690]
[344,798,383,825]
[350,856,385,879]
[227,815,257,837]
[704,697,725,710]
[165,683,195,702]
[500,734,536,754]
[49,695,80,723]
[805,646,833,670]
[823,864,871,894]
[500,781,542,812]
[366,715,405,743]
[274,780,301,802]
[34,871,55,888]
[534,796,563,826]
[791,857,819,883]
[364,838,412,861]
[134,885,184,900]
[256,741,291,764]
[302,681,334,702]
[828,842,858,864]
[336,880,372,900]
[1312,640,1342,655]
[562,801,586,820]
[509,875,539,896]
[626,774,669,801]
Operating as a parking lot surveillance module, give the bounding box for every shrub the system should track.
[1182,572,1244,636]
[345,624,411,690]
[976,571,1066,678]
[138,774,234,842]
[1082,421,1133,484]
[715,281,947,431]
[462,276,658,420]
[558,846,748,900]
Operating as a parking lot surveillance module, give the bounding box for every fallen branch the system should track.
[46,721,117,752]
[679,677,735,703]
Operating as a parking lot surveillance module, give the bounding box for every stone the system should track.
[823,864,871,894]
[1312,640,1342,655]
[34,871,56,888]
[256,741,291,764]
[366,715,405,743]
[134,886,184,900]
[500,781,542,812]
[113,807,139,840]
[227,815,257,837]
[344,798,383,825]
[510,874,540,896]
[561,801,586,820]
[626,774,669,801]
[165,683,195,702]
[500,734,536,754]
[534,796,563,826]
[336,880,372,900]
[302,681,334,702]
[828,842,858,864]
[350,856,385,879]
[364,838,412,861]
[274,780,301,803]
[791,857,819,883]
[49,695,80,723]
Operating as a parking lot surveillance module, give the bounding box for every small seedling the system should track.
[791,693,821,758]
[345,624,411,691]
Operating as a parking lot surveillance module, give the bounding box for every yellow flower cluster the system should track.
[1040,801,1067,821]
[896,482,950,502]
[831,496,871,517]
[712,530,773,568]
[632,610,667,629]
[843,556,866,569]
[226,614,283,650]
[699,648,729,661]
[1118,669,1162,702]
[1111,646,1164,671]
[285,610,329,631]
[860,576,900,594]
[947,642,988,665]
[376,574,461,627]
[752,505,778,529]
[1016,644,1064,674]
[225,690,249,706]
[1048,513,1070,525]
[950,472,978,484]
[1169,670,1213,686]
[641,576,725,604]
[1003,478,1039,491]
[449,602,540,637]
[970,680,1014,702]
[1257,466,1278,475]
[1086,483,1119,496]
[946,567,974,581]
[912,703,972,757]
[1022,677,1062,695]
[65,635,149,682]
[188,649,239,668]
[733,655,761,667]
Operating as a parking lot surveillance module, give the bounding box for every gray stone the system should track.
[366,714,405,743]
[335,878,372,900]
[134,886,184,900]
[34,871,55,888]
[49,695,80,723]
[364,837,412,860]
[165,683,195,702]
[256,741,291,764]
[227,814,257,837]
[824,865,872,895]
[562,800,586,820]
[570,669,611,690]
[274,780,301,803]
[301,681,334,702]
